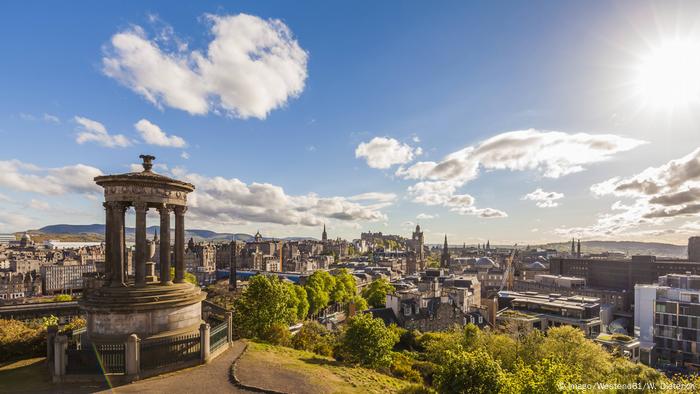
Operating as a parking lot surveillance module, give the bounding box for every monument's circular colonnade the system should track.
[82,155,205,342]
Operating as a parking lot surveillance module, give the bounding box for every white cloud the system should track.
[0,159,102,195]
[134,119,186,147]
[0,209,32,232]
[559,148,700,238]
[522,188,564,208]
[43,113,60,124]
[181,151,190,160]
[29,199,50,211]
[416,213,436,220]
[355,137,421,169]
[170,168,393,227]
[102,13,308,119]
[396,129,646,183]
[75,116,131,148]
[391,129,644,221]
[347,192,397,203]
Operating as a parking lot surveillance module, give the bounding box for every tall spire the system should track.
[577,239,581,258]
[441,235,449,268]
[571,238,575,256]
[322,223,328,242]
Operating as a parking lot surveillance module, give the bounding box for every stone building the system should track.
[41,263,96,294]
[0,272,42,300]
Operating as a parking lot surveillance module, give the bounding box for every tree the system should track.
[336,313,399,369]
[433,349,505,394]
[292,284,310,320]
[170,267,198,286]
[331,268,358,304]
[231,275,299,340]
[53,294,72,302]
[347,294,368,314]
[504,358,582,394]
[305,270,336,315]
[539,326,612,384]
[362,278,395,308]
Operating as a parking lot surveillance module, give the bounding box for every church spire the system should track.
[322,224,328,242]
[441,235,449,268]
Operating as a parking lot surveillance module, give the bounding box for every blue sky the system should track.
[1,0,700,244]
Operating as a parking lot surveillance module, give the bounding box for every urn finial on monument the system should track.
[139,154,156,172]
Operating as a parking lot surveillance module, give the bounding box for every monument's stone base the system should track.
[81,282,206,342]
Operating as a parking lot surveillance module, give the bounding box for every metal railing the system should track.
[140,331,201,371]
[65,343,125,375]
[210,321,228,352]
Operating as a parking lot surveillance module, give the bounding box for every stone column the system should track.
[226,312,233,344]
[111,202,126,287]
[200,323,211,363]
[103,202,112,282]
[134,202,148,287]
[46,325,58,371]
[53,335,67,380]
[174,206,186,284]
[159,205,172,285]
[125,333,140,377]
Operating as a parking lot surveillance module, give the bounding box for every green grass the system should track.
[241,341,415,394]
[0,357,53,392]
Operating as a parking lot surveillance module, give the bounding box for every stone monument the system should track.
[81,155,205,343]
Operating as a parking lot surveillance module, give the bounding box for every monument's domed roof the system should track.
[526,261,546,270]
[21,232,31,242]
[475,257,496,268]
[94,155,194,192]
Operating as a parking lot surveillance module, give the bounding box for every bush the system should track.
[390,352,423,383]
[433,349,505,394]
[0,319,45,362]
[53,294,72,302]
[336,313,399,369]
[264,323,291,346]
[291,321,334,356]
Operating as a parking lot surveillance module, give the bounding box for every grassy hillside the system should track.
[236,342,414,394]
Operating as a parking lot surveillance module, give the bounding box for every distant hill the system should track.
[33,224,314,242]
[37,224,254,242]
[543,240,687,258]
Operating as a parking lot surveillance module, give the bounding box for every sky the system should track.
[1,0,700,245]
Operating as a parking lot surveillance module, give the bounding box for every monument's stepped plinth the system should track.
[82,278,206,343]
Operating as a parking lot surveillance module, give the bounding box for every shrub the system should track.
[291,321,335,356]
[264,323,291,346]
[53,294,72,302]
[433,349,505,394]
[390,352,423,383]
[0,319,45,362]
[336,313,399,369]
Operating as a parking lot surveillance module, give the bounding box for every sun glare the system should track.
[635,39,700,110]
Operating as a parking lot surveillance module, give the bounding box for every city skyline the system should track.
[2,1,700,244]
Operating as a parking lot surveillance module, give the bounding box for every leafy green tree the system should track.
[433,349,505,394]
[170,267,198,286]
[361,278,395,308]
[305,270,336,314]
[292,284,310,320]
[504,358,581,394]
[231,275,298,340]
[539,326,612,384]
[331,268,357,303]
[336,313,399,369]
[347,294,368,314]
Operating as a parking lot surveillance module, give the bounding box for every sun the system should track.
[634,39,700,110]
